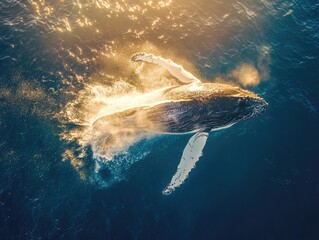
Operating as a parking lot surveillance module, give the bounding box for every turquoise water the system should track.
[0,0,318,239]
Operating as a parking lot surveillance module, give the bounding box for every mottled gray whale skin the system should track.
[142,83,268,134]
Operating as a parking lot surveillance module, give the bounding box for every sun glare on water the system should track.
[22,0,271,185]
[58,44,188,182]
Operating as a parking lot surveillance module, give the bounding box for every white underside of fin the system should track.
[162,131,209,195]
[131,52,201,84]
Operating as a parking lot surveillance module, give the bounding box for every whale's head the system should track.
[163,83,268,131]
[230,89,268,118]
[245,95,268,115]
[202,83,268,128]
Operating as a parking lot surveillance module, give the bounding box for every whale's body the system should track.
[94,53,268,194]
[141,82,266,133]
[96,83,266,134]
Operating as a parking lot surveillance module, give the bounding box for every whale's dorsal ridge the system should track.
[131,52,201,84]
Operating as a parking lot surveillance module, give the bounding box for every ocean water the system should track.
[0,0,319,239]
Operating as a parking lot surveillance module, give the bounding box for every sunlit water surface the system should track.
[0,0,318,239]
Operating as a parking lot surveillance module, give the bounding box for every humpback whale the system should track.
[94,53,268,195]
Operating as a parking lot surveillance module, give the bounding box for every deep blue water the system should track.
[1,0,319,239]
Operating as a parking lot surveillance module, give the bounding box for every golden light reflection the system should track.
[27,0,174,36]
[0,79,57,118]
[24,0,271,181]
[58,43,200,172]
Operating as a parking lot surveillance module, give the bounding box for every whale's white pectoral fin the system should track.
[162,131,209,195]
[131,52,201,84]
